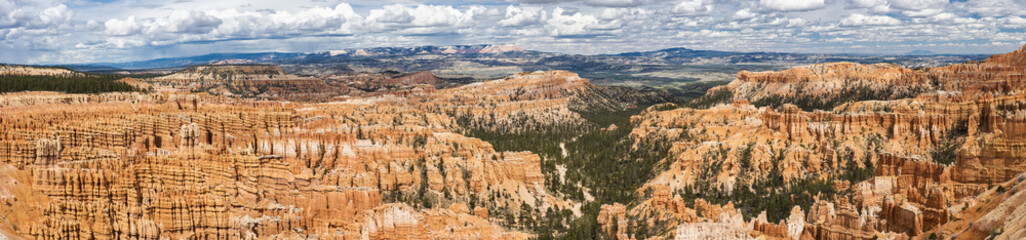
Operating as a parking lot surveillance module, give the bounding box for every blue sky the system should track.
[1,0,1024,64]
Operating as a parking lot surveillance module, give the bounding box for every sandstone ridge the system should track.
[605,44,1026,239]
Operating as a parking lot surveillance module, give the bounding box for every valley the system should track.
[0,44,1025,240]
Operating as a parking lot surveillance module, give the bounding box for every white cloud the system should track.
[1004,16,1026,29]
[1,3,71,31]
[888,0,946,10]
[0,0,15,28]
[102,3,362,46]
[367,4,477,28]
[506,0,645,7]
[277,3,361,31]
[841,13,900,26]
[958,0,1026,17]
[925,12,976,24]
[0,0,12,13]
[786,18,808,27]
[3,0,1026,64]
[887,0,946,17]
[162,10,221,34]
[760,0,825,11]
[367,5,414,24]
[733,8,757,20]
[852,0,886,8]
[35,5,72,29]
[583,0,643,7]
[104,16,140,36]
[546,7,611,36]
[672,0,713,15]
[901,8,942,17]
[850,0,948,16]
[500,5,545,27]
[851,0,892,12]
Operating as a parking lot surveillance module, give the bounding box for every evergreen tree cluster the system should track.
[0,74,138,93]
[457,105,671,239]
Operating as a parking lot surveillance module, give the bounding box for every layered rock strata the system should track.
[0,70,634,239]
[608,44,1026,239]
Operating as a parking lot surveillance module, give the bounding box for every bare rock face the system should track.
[154,65,297,83]
[0,91,162,107]
[598,203,635,240]
[728,62,932,109]
[613,44,1026,239]
[33,138,61,165]
[968,173,1026,239]
[0,64,81,76]
[147,65,336,100]
[673,211,751,240]
[0,71,613,239]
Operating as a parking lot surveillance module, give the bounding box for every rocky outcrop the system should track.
[146,65,336,100]
[154,65,301,83]
[728,62,932,110]
[0,64,81,76]
[0,91,164,107]
[673,211,751,240]
[620,44,1026,239]
[0,70,607,238]
[426,70,655,133]
[598,203,632,240]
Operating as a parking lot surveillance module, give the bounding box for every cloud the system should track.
[506,0,646,7]
[0,0,15,28]
[500,6,546,27]
[733,8,757,20]
[104,16,140,36]
[888,0,946,11]
[853,0,947,17]
[759,0,825,11]
[851,0,892,12]
[164,10,221,34]
[672,0,713,15]
[22,4,72,30]
[1,3,71,30]
[957,0,1026,17]
[546,7,620,37]
[852,0,886,8]
[841,13,900,26]
[1004,16,1026,29]
[900,8,942,17]
[367,4,477,28]
[3,0,1026,64]
[102,3,362,46]
[367,5,416,24]
[582,0,643,7]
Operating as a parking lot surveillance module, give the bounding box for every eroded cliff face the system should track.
[154,65,299,83]
[607,45,1026,239]
[0,65,82,77]
[0,70,637,239]
[726,62,932,110]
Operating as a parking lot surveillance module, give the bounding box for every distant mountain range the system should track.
[905,49,938,56]
[58,44,990,85]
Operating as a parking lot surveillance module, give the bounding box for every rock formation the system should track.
[0,64,82,76]
[610,44,1026,239]
[146,65,336,100]
[4,44,1026,239]
[0,70,643,239]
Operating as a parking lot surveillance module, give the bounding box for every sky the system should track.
[1,0,1025,64]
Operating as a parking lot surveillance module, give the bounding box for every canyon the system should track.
[0,68,659,239]
[608,44,1026,239]
[1,45,1025,240]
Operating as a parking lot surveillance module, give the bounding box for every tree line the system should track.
[0,74,138,93]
